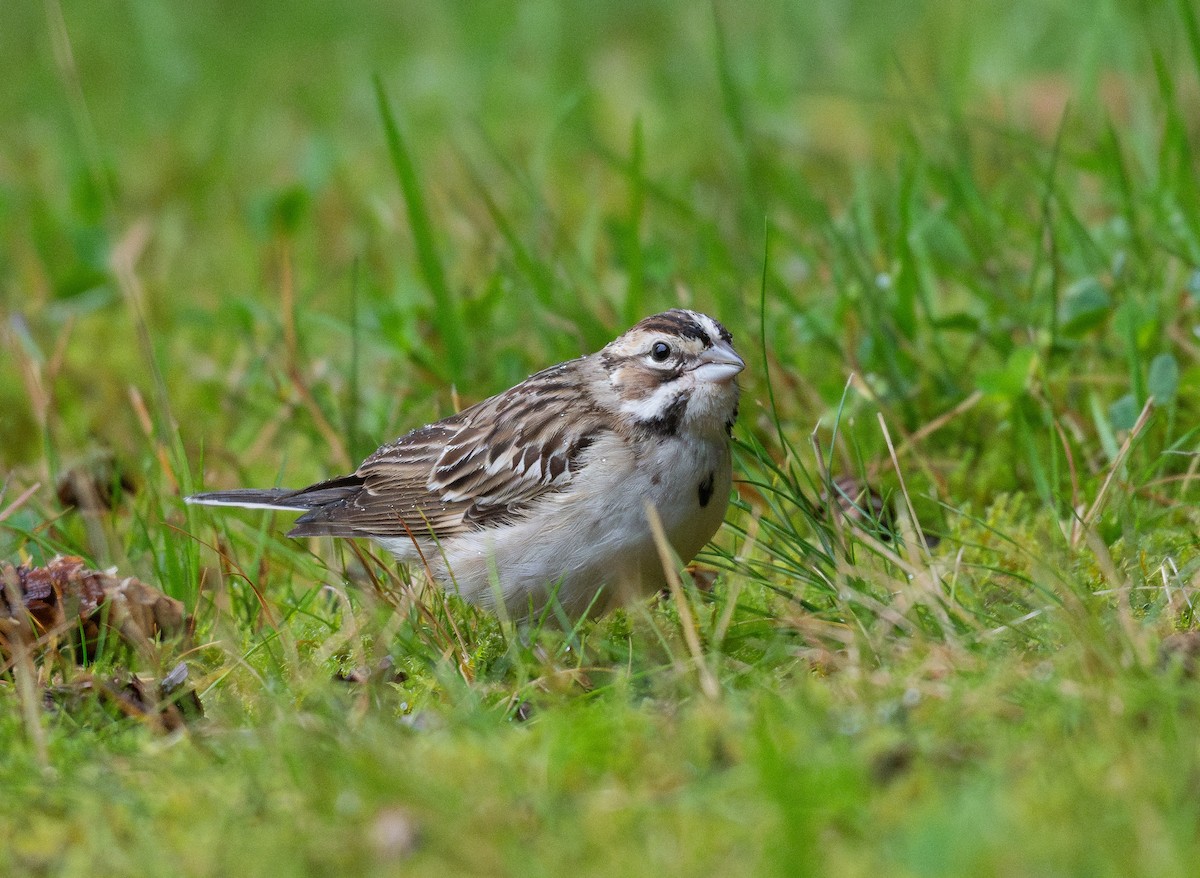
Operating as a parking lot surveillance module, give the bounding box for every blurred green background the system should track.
[4,1,1195,491]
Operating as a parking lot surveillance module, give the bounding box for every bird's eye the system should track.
[650,341,672,362]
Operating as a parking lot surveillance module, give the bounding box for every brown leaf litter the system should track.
[1,555,201,731]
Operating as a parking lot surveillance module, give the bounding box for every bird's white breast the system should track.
[376,430,732,619]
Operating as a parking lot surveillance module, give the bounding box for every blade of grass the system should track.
[1176,0,1200,117]
[346,258,363,462]
[373,75,467,383]
[645,503,720,701]
[622,116,646,326]
[1073,397,1155,547]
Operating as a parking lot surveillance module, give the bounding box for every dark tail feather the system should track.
[185,488,310,511]
[187,474,365,512]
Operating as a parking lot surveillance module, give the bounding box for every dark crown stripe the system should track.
[635,311,710,344]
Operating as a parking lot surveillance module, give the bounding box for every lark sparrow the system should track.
[187,309,744,620]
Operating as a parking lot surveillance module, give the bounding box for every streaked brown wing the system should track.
[288,361,605,539]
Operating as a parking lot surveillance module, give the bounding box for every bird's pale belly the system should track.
[377,438,732,620]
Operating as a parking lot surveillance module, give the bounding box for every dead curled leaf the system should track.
[0,555,189,661]
[1,556,202,730]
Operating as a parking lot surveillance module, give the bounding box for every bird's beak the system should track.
[691,340,745,383]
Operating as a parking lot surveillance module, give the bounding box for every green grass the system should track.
[3,1,1200,874]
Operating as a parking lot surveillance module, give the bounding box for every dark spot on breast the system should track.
[698,471,715,508]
